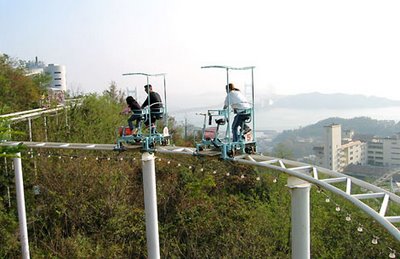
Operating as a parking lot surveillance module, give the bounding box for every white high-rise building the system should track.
[323,124,343,171]
[43,64,67,92]
[25,58,67,92]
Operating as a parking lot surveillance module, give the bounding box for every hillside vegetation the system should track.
[1,61,400,257]
[0,55,50,113]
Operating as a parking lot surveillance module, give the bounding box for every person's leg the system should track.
[135,116,142,128]
[143,114,150,127]
[128,114,136,131]
[232,115,240,142]
[150,116,158,134]
[242,115,251,134]
[238,114,251,133]
[133,114,142,126]
[236,114,251,140]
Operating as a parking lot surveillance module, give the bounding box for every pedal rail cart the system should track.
[116,72,169,152]
[196,65,256,159]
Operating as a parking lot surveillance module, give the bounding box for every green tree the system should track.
[0,118,24,156]
[103,81,125,103]
[0,54,50,113]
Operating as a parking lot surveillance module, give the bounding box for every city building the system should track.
[44,64,67,92]
[314,124,366,172]
[368,133,400,167]
[25,57,67,104]
[367,139,384,167]
[342,140,366,167]
[323,124,343,171]
[26,57,67,92]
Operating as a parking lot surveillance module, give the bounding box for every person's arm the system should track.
[154,92,163,105]
[223,95,229,109]
[132,100,141,110]
[120,106,131,115]
[222,94,229,110]
[141,97,149,109]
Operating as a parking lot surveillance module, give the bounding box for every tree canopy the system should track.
[0,54,50,113]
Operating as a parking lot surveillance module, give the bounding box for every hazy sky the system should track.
[1,0,400,110]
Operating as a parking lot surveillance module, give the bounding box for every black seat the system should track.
[215,118,226,125]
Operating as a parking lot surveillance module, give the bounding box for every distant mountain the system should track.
[271,92,400,109]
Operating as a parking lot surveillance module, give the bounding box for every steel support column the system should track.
[13,152,30,259]
[142,152,160,259]
[28,118,32,141]
[43,116,48,141]
[287,176,311,259]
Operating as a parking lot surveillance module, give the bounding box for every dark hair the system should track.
[226,83,239,92]
[144,84,152,89]
[126,96,135,106]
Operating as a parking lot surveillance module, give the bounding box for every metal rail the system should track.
[1,99,80,123]
[9,107,66,123]
[1,141,116,151]
[373,169,400,187]
[2,141,400,241]
[0,108,47,118]
[158,146,400,241]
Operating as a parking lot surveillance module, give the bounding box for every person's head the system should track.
[144,84,153,93]
[126,96,135,106]
[226,83,239,93]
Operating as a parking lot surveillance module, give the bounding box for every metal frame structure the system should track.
[159,146,400,237]
[2,140,400,259]
[13,152,30,259]
[0,108,48,119]
[119,72,169,152]
[196,65,256,159]
[1,99,81,143]
[122,72,168,126]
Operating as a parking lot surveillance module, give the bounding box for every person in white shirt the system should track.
[223,83,251,142]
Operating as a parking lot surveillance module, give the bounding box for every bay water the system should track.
[170,106,400,132]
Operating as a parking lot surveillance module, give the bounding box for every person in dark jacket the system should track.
[141,84,163,132]
[121,96,142,132]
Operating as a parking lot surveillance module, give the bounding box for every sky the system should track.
[1,0,400,111]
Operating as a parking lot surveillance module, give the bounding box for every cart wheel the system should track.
[245,145,255,154]
[227,149,235,158]
[161,138,170,146]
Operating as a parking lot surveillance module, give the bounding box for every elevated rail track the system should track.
[3,141,400,243]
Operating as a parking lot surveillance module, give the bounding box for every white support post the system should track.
[65,107,69,128]
[141,152,160,259]
[43,116,48,141]
[287,176,311,259]
[4,157,11,207]
[28,118,32,141]
[13,152,30,259]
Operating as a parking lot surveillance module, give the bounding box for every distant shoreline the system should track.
[170,106,400,132]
